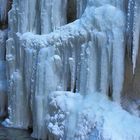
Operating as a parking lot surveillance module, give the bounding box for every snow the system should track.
[47,91,140,140]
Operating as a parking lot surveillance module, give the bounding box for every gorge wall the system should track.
[0,0,140,140]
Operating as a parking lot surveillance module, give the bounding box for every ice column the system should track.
[6,0,68,130]
[40,0,67,34]
[77,0,87,18]
[132,0,140,73]
[127,0,140,73]
[9,0,68,34]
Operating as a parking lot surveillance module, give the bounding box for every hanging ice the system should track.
[127,0,140,73]
[0,0,140,140]
[0,0,8,21]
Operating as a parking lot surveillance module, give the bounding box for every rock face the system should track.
[0,0,140,140]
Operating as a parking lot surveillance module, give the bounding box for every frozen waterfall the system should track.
[0,0,140,140]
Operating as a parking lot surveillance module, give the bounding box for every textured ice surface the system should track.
[8,0,67,34]
[1,0,140,140]
[47,91,140,140]
[7,1,126,138]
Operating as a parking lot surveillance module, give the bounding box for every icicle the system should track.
[112,28,125,103]
[79,43,88,95]
[40,0,52,34]
[77,0,87,18]
[126,0,140,73]
[0,0,8,21]
[126,0,134,57]
[86,40,98,93]
[132,0,140,73]
[0,61,7,117]
[0,30,7,118]
[8,71,30,128]
[69,42,76,92]
[100,47,109,95]
[52,0,67,31]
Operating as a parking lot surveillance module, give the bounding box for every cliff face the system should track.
[0,0,140,140]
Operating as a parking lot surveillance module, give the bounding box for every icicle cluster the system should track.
[76,0,87,18]
[5,0,128,139]
[9,0,67,34]
[0,0,139,140]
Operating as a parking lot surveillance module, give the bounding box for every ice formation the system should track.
[0,0,140,140]
[0,0,8,21]
[47,91,140,140]
[0,30,7,118]
[8,0,67,34]
[127,0,140,73]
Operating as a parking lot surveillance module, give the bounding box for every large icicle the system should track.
[132,0,140,73]
[40,0,67,34]
[76,0,87,18]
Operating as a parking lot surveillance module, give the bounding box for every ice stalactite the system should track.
[127,0,140,73]
[76,0,87,18]
[132,0,140,73]
[8,0,67,34]
[0,0,8,21]
[40,0,67,34]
